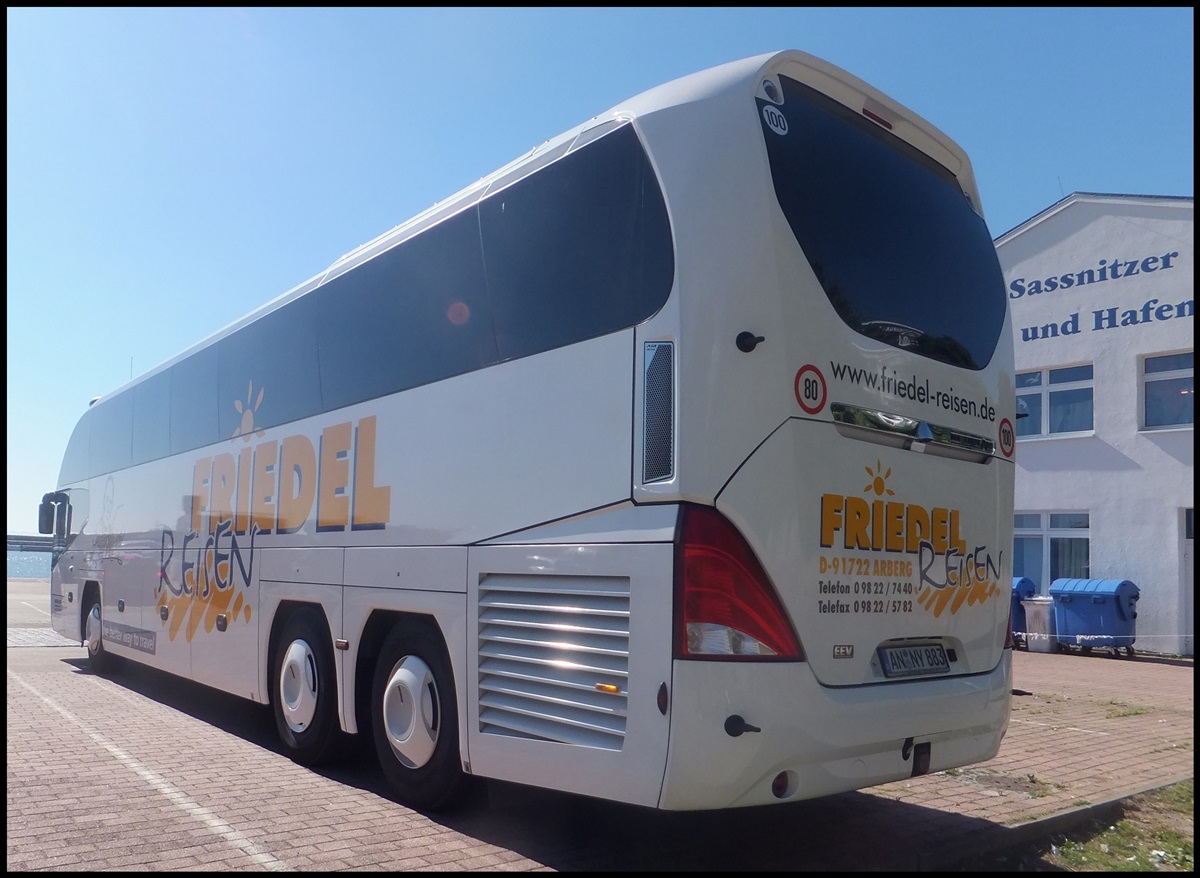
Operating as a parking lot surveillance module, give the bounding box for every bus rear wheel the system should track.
[371,620,466,812]
[271,608,340,766]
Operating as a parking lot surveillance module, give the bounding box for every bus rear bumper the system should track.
[658,653,1012,810]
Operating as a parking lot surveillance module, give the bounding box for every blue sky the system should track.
[6,7,1194,534]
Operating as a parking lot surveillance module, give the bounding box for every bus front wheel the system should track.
[371,620,466,811]
[83,594,116,675]
[271,608,340,766]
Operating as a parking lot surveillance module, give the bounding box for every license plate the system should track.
[878,643,950,678]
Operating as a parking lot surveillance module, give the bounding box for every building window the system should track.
[1013,512,1090,591]
[1143,351,1193,429]
[1016,364,1094,437]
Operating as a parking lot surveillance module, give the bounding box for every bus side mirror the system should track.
[38,494,57,535]
[38,491,70,536]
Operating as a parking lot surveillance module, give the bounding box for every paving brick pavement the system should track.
[6,631,1192,871]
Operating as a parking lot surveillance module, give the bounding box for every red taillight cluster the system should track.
[674,504,804,661]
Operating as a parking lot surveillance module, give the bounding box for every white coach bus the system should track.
[40,49,1016,812]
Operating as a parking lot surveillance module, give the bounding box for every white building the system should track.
[995,193,1193,657]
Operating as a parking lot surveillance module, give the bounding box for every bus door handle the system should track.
[724,714,761,736]
[736,331,765,353]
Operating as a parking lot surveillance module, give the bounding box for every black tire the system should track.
[83,594,116,675]
[371,620,466,811]
[271,607,340,766]
[1125,646,1136,658]
[1080,646,1093,656]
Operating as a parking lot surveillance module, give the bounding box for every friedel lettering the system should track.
[189,415,392,537]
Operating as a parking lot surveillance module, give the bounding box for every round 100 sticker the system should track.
[998,417,1015,458]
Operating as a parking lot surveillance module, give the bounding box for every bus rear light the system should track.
[861,99,894,130]
[771,771,796,799]
[674,505,804,661]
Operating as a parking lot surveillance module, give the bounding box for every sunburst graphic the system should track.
[232,380,266,441]
[863,460,894,496]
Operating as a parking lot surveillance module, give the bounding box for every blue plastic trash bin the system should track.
[1011,577,1037,647]
[1048,578,1140,657]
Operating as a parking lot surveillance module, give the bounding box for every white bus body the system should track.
[43,49,1015,812]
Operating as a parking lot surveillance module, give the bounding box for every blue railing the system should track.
[7,534,54,552]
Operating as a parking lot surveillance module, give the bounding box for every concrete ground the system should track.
[7,577,1193,871]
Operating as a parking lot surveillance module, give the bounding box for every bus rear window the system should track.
[759,75,1006,370]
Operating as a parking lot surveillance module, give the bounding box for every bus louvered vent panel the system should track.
[643,342,674,482]
[478,573,630,751]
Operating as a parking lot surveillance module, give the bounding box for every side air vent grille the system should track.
[643,341,674,482]
[478,573,630,750]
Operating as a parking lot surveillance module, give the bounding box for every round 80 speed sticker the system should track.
[794,364,827,415]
